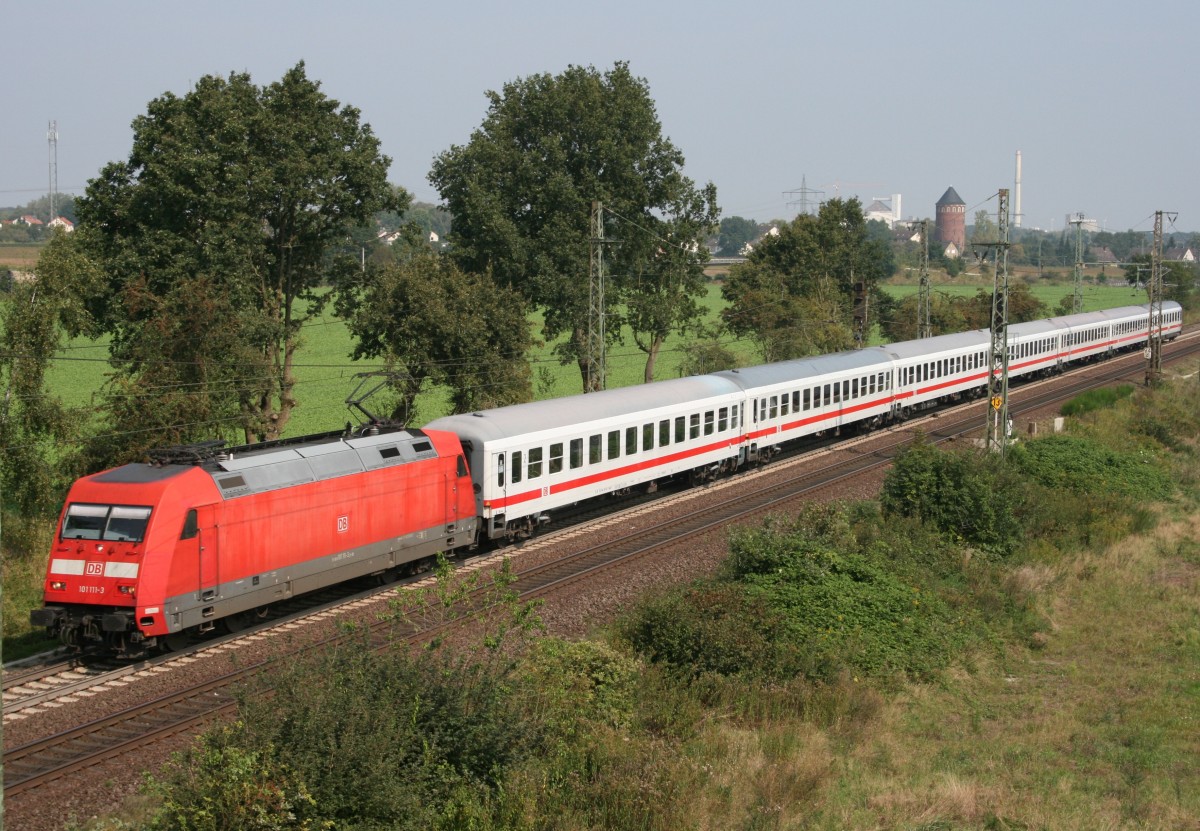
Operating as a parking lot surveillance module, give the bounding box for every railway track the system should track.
[6,330,1198,803]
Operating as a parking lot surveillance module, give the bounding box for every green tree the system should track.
[73,62,400,456]
[720,198,894,361]
[336,246,534,420]
[971,208,998,244]
[623,185,719,382]
[0,231,100,519]
[429,61,716,391]
[717,215,759,256]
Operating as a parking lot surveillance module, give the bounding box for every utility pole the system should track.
[973,189,1011,455]
[1145,210,1176,386]
[1068,213,1086,314]
[586,200,606,392]
[917,218,932,338]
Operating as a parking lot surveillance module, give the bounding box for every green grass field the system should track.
[35,278,1149,439]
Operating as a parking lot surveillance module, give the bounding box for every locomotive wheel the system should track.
[222,606,270,634]
[163,630,191,652]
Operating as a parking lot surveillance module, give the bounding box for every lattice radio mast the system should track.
[47,120,59,224]
[1068,213,1087,314]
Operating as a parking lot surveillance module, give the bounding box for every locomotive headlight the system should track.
[50,581,67,591]
[119,585,136,596]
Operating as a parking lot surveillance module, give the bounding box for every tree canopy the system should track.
[429,61,717,390]
[69,62,400,460]
[336,244,535,421]
[721,198,894,362]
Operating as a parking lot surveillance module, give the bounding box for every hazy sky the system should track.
[4,0,1196,234]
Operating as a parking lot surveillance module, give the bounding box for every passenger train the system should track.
[32,302,1182,656]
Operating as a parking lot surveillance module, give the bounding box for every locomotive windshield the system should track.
[62,503,152,543]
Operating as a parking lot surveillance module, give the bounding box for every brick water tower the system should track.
[935,186,966,253]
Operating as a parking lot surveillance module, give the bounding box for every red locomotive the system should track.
[31,425,477,657]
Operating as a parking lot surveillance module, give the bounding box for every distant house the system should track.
[17,215,43,226]
[48,216,74,232]
[942,240,961,260]
[1165,246,1195,263]
[1091,246,1119,265]
[740,225,779,255]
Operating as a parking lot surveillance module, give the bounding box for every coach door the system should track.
[489,452,508,537]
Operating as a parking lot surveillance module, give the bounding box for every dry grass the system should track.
[0,244,43,270]
[808,506,1200,830]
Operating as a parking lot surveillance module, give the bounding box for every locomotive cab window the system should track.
[62,503,152,543]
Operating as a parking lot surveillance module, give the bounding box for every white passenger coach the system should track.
[426,302,1183,543]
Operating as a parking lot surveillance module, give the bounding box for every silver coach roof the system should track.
[878,329,988,360]
[712,348,893,390]
[425,374,745,442]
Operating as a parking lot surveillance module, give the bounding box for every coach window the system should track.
[497,455,506,488]
[769,396,778,420]
[802,389,811,410]
[792,390,801,412]
[570,438,583,469]
[732,405,740,430]
[689,413,700,440]
[831,383,841,404]
[608,430,621,460]
[704,411,715,436]
[528,447,543,479]
[550,443,564,475]
[780,394,790,417]
[842,380,850,401]
[718,407,728,432]
[626,426,638,455]
[511,451,523,484]
[852,378,859,399]
[659,419,671,446]
[643,423,655,451]
[589,434,602,465]
[675,416,686,443]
